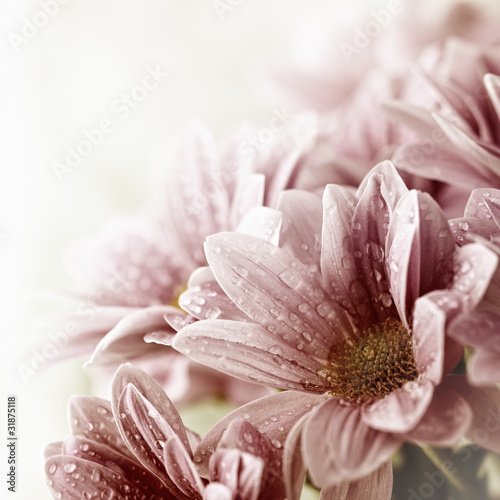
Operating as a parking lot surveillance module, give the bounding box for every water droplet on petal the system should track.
[64,463,76,473]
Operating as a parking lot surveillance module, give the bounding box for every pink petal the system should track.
[412,297,446,385]
[205,232,341,357]
[111,363,191,454]
[194,391,323,477]
[68,396,132,459]
[235,205,282,245]
[172,319,328,392]
[448,243,499,311]
[203,483,233,500]
[179,267,249,323]
[61,435,169,495]
[449,310,500,349]
[392,143,492,188]
[163,120,229,265]
[401,385,472,446]
[30,306,136,366]
[361,378,434,433]
[321,184,369,331]
[304,399,400,486]
[45,455,149,499]
[164,434,205,499]
[210,449,263,500]
[464,188,500,225]
[88,306,175,366]
[229,174,265,230]
[319,460,393,500]
[283,414,309,500]
[485,73,500,121]
[468,345,500,385]
[432,113,500,179]
[276,189,323,266]
[219,419,285,500]
[397,191,455,301]
[163,309,198,332]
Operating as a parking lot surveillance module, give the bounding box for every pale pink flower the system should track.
[265,3,500,110]
[44,364,287,499]
[172,161,499,488]
[444,188,500,385]
[387,38,500,193]
[48,119,319,402]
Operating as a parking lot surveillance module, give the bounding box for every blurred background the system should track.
[2,0,499,498]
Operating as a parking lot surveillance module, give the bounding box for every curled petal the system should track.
[194,391,322,477]
[361,378,434,434]
[304,399,400,486]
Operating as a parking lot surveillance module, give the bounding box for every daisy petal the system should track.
[319,460,393,500]
[361,378,434,433]
[172,319,328,392]
[88,306,175,366]
[304,399,400,486]
[402,386,472,446]
[194,391,323,477]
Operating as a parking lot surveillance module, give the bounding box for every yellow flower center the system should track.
[324,318,418,402]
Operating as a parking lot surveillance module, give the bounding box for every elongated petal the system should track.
[62,435,169,495]
[412,297,446,385]
[449,310,500,349]
[235,205,282,246]
[45,456,158,499]
[276,189,323,266]
[179,267,249,322]
[203,483,233,500]
[321,184,367,331]
[283,414,309,500]
[448,243,499,311]
[219,419,285,500]
[173,319,327,392]
[68,396,132,458]
[164,434,205,499]
[485,73,500,120]
[205,232,341,357]
[210,449,264,500]
[319,460,393,500]
[401,386,472,446]
[88,306,175,366]
[115,384,190,498]
[44,442,62,459]
[304,399,400,486]
[361,378,434,433]
[229,174,265,231]
[111,364,191,454]
[194,391,323,476]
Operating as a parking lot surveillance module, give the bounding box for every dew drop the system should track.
[279,269,300,288]
[64,463,76,473]
[48,464,57,475]
[205,306,221,319]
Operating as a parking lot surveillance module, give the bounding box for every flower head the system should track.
[173,161,498,486]
[44,364,287,500]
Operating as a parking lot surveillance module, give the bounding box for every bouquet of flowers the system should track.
[33,1,500,498]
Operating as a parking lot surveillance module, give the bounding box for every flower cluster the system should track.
[43,3,500,499]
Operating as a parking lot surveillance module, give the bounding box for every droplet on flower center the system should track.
[324,318,418,402]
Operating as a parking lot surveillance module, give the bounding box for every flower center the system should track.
[324,318,418,402]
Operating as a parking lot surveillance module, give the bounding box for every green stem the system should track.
[420,446,465,493]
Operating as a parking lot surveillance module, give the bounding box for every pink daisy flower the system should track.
[46,119,317,402]
[172,161,499,488]
[44,364,288,500]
